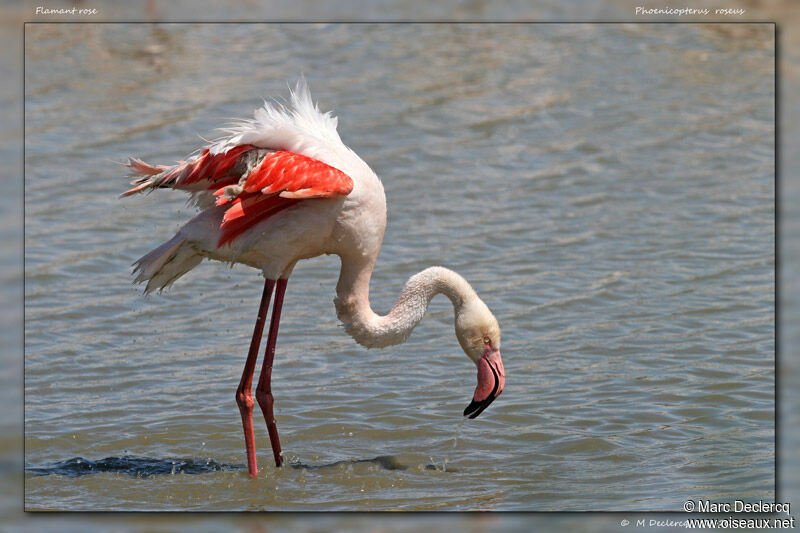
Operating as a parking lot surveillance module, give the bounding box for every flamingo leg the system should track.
[256,277,288,467]
[235,278,275,477]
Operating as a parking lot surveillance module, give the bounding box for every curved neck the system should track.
[334,255,477,348]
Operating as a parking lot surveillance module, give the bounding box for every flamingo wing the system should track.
[213,149,353,246]
[123,145,354,247]
[121,144,257,196]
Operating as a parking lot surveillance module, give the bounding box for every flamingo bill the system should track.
[463,348,505,419]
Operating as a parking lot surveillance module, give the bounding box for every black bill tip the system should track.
[463,395,496,419]
[463,358,500,419]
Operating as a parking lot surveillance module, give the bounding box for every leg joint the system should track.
[255,388,273,409]
[235,389,254,410]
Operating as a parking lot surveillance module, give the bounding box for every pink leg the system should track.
[256,278,288,467]
[235,278,275,477]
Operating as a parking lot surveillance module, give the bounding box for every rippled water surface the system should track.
[24,24,774,511]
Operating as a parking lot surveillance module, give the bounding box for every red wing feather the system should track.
[217,194,300,247]
[241,151,354,199]
[124,144,354,247]
[217,150,353,247]
[122,144,256,196]
[177,144,255,188]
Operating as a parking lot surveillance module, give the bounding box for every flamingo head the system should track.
[455,297,505,419]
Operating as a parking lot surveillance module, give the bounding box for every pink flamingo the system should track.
[122,81,505,477]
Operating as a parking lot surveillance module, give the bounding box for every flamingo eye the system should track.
[483,336,491,345]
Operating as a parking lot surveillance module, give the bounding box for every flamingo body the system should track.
[124,80,504,476]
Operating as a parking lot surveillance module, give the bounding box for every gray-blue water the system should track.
[24,23,773,510]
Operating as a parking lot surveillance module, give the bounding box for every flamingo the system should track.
[122,80,505,477]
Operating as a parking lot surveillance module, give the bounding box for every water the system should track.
[24,24,774,511]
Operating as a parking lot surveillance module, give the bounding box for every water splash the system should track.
[452,417,467,450]
[426,419,468,472]
[287,455,406,471]
[26,456,243,478]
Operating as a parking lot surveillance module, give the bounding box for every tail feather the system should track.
[133,234,202,293]
[127,157,165,177]
[120,158,171,197]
